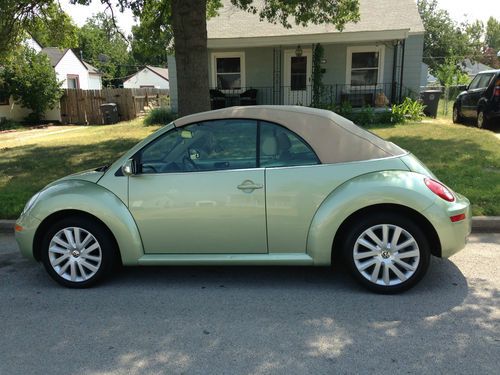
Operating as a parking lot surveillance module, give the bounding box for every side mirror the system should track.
[459,84,468,91]
[122,159,137,176]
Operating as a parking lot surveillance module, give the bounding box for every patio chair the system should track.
[239,89,258,106]
[210,89,226,110]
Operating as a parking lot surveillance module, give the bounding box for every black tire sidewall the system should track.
[40,217,116,288]
[342,213,431,294]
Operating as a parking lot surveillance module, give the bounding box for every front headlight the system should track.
[22,192,41,214]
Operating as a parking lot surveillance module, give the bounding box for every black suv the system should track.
[453,70,500,128]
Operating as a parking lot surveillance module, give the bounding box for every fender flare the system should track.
[306,171,438,265]
[30,180,143,265]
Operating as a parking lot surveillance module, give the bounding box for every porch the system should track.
[209,83,416,109]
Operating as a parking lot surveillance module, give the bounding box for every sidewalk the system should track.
[1,217,499,233]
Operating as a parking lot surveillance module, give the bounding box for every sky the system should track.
[60,0,498,37]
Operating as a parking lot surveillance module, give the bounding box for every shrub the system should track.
[391,97,425,123]
[0,119,23,131]
[144,107,177,126]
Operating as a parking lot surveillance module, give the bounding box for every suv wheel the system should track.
[452,105,463,124]
[477,109,489,129]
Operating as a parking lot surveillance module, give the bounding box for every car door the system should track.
[128,119,267,254]
[461,74,482,118]
[463,74,494,118]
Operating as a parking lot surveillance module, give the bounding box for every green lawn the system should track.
[0,117,499,219]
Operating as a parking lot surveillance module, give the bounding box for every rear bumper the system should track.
[423,194,471,258]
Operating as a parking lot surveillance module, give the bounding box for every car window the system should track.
[259,121,320,167]
[468,75,482,90]
[140,120,257,173]
[477,73,494,89]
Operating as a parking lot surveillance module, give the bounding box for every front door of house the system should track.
[283,49,312,105]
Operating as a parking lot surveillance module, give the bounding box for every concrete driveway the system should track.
[1,233,499,375]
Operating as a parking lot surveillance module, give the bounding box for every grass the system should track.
[0,116,499,219]
[369,118,500,216]
[0,120,160,219]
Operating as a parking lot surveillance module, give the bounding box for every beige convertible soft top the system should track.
[174,106,406,164]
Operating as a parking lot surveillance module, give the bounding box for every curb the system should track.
[1,217,500,234]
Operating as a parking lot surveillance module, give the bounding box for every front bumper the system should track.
[423,193,471,258]
[14,212,41,261]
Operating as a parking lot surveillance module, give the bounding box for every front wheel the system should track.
[342,213,430,294]
[41,217,117,288]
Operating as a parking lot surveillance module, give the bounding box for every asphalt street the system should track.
[1,232,499,375]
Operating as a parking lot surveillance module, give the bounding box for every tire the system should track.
[452,105,463,124]
[40,216,117,288]
[477,109,489,129]
[342,213,430,294]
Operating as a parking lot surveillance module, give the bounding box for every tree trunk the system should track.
[171,0,211,116]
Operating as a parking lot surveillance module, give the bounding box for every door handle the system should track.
[237,180,263,191]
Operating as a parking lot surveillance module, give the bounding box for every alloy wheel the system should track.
[48,227,102,282]
[353,224,420,286]
[477,111,484,128]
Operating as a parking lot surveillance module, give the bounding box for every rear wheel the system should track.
[477,109,489,129]
[452,105,463,124]
[342,213,430,294]
[41,217,117,288]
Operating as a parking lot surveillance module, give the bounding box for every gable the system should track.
[207,0,424,41]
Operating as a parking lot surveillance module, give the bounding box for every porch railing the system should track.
[210,83,417,109]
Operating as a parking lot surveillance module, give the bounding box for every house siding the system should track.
[402,34,424,95]
[88,74,102,90]
[123,68,170,89]
[55,51,90,89]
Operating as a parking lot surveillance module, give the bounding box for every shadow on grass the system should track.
[0,138,139,219]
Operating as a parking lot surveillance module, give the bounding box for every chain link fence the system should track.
[420,85,467,117]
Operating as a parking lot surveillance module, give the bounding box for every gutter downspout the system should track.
[399,39,406,102]
[391,41,399,104]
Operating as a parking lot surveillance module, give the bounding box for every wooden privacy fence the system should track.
[59,88,170,125]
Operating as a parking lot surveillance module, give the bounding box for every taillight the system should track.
[424,178,455,202]
[494,80,500,97]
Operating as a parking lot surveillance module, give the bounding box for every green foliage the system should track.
[77,13,132,87]
[435,57,469,86]
[485,17,500,50]
[417,0,473,72]
[0,48,62,122]
[144,107,177,126]
[391,98,425,123]
[131,0,173,66]
[25,3,79,48]
[232,0,360,30]
[311,43,325,108]
[0,119,24,131]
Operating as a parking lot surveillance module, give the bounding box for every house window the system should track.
[211,52,245,91]
[67,75,80,89]
[346,46,384,87]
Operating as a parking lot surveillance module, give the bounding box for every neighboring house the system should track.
[42,47,102,90]
[123,66,170,89]
[420,62,438,87]
[168,0,425,112]
[460,59,494,78]
[1,43,103,122]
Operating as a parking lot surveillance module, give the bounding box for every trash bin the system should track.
[420,90,442,118]
[100,103,119,124]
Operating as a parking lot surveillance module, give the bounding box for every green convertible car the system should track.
[15,106,471,293]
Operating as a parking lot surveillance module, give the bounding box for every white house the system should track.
[123,66,169,89]
[42,48,102,90]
